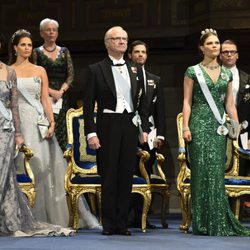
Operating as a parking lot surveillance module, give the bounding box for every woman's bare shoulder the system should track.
[32,64,47,76]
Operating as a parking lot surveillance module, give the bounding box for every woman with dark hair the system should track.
[182,28,250,236]
[33,18,74,152]
[0,33,73,236]
[10,29,100,230]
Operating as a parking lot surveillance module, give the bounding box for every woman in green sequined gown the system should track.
[33,18,73,151]
[182,29,250,236]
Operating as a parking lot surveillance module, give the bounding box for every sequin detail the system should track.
[185,65,250,236]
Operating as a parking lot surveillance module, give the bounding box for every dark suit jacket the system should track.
[145,71,166,138]
[237,69,250,136]
[83,57,149,136]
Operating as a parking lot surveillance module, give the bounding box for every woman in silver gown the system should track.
[0,33,73,236]
[9,29,101,229]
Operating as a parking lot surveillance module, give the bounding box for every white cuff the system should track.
[157,136,165,141]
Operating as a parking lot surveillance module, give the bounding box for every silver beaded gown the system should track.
[0,65,73,236]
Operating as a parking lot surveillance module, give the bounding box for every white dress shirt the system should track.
[107,55,132,113]
[87,55,132,140]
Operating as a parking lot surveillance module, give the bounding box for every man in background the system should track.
[128,40,166,227]
[220,39,250,206]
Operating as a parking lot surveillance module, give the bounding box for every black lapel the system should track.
[145,72,155,104]
[100,57,116,97]
[126,61,137,101]
[238,70,247,103]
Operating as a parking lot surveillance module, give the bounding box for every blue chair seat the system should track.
[238,147,250,156]
[133,176,147,184]
[16,174,32,183]
[184,178,191,184]
[150,177,166,184]
[77,161,97,170]
[71,174,101,184]
[225,178,250,185]
[183,178,250,185]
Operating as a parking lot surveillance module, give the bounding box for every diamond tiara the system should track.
[11,29,31,43]
[200,28,217,39]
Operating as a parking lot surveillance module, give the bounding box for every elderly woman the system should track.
[33,18,74,151]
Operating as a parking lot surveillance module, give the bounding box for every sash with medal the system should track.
[193,65,228,136]
[17,80,49,139]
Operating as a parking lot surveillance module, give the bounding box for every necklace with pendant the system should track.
[200,62,220,70]
[43,45,57,52]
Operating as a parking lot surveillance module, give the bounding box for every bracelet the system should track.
[182,126,190,133]
[60,87,65,93]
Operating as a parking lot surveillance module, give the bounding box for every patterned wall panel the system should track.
[0,0,75,39]
[189,0,250,31]
[170,0,189,25]
[84,0,147,28]
[0,0,189,42]
[211,0,250,9]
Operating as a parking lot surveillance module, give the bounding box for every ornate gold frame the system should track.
[65,107,153,232]
[150,153,171,228]
[17,145,35,207]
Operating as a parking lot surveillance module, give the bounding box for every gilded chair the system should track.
[225,140,250,218]
[176,112,250,233]
[146,152,171,228]
[237,145,250,161]
[132,149,152,232]
[16,144,35,207]
[64,106,152,232]
[176,113,191,233]
[64,106,101,230]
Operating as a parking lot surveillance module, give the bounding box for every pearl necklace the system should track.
[43,45,57,53]
[200,62,220,70]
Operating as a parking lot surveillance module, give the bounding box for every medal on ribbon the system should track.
[217,125,228,136]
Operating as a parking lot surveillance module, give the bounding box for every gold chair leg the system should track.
[141,189,152,233]
[231,197,241,220]
[69,193,80,230]
[96,187,102,224]
[25,190,36,208]
[179,189,191,233]
[161,190,170,228]
[66,193,73,227]
[88,193,97,215]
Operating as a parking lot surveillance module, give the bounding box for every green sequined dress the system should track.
[185,65,250,236]
[33,47,74,151]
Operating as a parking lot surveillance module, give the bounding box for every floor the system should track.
[1,214,250,250]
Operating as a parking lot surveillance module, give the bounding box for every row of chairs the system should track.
[18,111,250,233]
[63,107,171,232]
[17,106,171,232]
